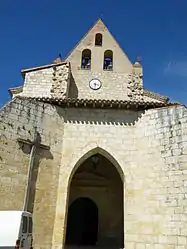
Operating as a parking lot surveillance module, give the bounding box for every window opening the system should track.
[81,49,91,69]
[103,50,113,70]
[95,33,102,46]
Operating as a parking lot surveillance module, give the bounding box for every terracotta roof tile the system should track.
[17,96,181,110]
[143,89,169,103]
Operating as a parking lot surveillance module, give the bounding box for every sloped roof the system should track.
[143,89,169,103]
[16,96,180,110]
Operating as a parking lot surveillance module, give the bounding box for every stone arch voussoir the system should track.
[67,141,124,189]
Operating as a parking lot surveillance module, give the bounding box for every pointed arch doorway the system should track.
[65,152,124,248]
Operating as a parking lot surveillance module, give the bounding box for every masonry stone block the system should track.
[1,18,187,249]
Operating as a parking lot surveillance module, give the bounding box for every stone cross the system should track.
[17,127,50,211]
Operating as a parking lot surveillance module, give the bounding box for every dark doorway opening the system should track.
[65,197,98,246]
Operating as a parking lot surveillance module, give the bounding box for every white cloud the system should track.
[164,60,187,77]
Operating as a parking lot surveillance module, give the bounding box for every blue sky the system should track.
[0,0,187,106]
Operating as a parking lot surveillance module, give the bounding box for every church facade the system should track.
[1,19,187,249]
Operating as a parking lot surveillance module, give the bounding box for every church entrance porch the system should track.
[65,153,124,249]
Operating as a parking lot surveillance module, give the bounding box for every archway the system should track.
[65,153,124,248]
[66,197,98,245]
[81,49,91,69]
[103,50,113,70]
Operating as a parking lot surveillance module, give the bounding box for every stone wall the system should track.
[68,70,144,101]
[66,19,133,74]
[20,65,153,102]
[52,107,138,248]
[15,18,164,103]
[0,98,64,249]
[1,98,187,249]
[66,19,144,102]
[124,105,187,249]
[21,63,70,99]
[52,104,187,249]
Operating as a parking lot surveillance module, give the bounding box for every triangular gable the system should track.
[65,18,132,68]
[16,18,169,103]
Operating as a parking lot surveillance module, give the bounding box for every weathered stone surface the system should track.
[51,63,70,98]
[13,20,165,103]
[127,72,144,101]
[1,97,187,249]
[1,18,185,249]
[0,98,64,249]
[20,63,70,99]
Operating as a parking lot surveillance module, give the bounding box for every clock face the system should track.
[89,79,102,90]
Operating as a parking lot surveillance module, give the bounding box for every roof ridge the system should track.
[21,61,68,75]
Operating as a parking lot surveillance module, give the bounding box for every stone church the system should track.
[1,19,187,249]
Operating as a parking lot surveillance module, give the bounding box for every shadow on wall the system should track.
[17,131,54,213]
[55,106,145,126]
[68,73,78,99]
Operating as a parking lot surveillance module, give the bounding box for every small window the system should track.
[28,217,33,233]
[95,33,102,46]
[81,49,91,69]
[22,216,28,233]
[103,50,113,70]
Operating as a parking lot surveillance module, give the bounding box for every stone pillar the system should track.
[51,63,71,99]
[52,174,69,249]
